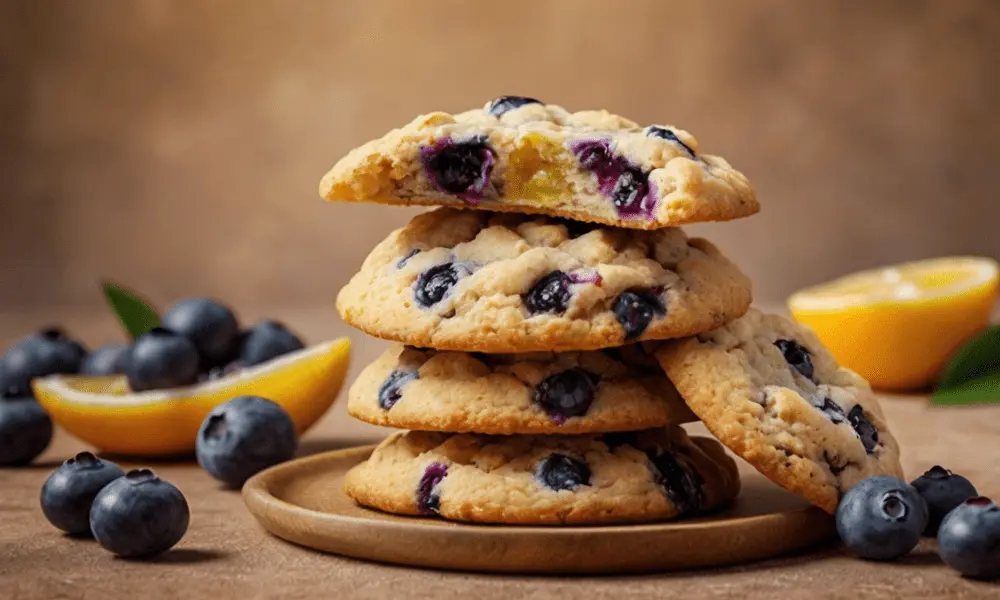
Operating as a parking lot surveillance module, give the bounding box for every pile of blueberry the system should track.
[836,467,998,580]
[41,453,189,558]
[38,395,297,558]
[125,297,304,391]
[0,297,303,467]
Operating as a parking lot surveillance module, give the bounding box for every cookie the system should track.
[336,208,752,353]
[655,308,904,514]
[349,344,696,434]
[343,427,740,525]
[319,96,758,230]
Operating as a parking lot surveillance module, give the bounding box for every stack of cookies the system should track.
[319,96,904,524]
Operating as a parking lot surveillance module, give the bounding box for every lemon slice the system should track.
[788,257,999,390]
[33,337,351,457]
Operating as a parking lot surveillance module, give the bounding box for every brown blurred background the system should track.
[3,0,999,320]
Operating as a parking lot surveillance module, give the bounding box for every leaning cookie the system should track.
[343,427,740,525]
[349,344,696,434]
[655,308,904,514]
[336,208,752,353]
[319,96,758,230]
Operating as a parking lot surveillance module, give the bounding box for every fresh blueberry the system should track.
[647,450,703,515]
[414,263,463,307]
[536,454,591,491]
[646,126,697,159]
[416,463,448,513]
[378,369,418,410]
[80,343,131,376]
[90,468,189,558]
[486,95,542,116]
[124,328,200,392]
[613,291,665,340]
[847,405,879,454]
[237,320,304,367]
[0,328,85,397]
[937,497,1000,580]
[420,137,496,203]
[0,396,53,466]
[525,271,573,315]
[534,369,597,422]
[774,339,814,381]
[911,466,979,536]
[835,475,928,561]
[40,451,125,535]
[161,298,240,367]
[196,396,298,488]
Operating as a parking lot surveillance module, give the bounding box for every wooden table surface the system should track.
[1,307,999,599]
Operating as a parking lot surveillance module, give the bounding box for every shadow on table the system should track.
[120,548,230,565]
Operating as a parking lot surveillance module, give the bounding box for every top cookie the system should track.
[319,96,758,230]
[655,309,904,514]
[336,208,752,353]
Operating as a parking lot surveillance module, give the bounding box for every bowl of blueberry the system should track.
[0,293,350,461]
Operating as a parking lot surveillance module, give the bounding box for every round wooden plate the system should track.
[243,445,837,574]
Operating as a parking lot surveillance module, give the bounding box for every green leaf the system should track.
[101,281,160,339]
[937,324,1000,390]
[932,371,1000,406]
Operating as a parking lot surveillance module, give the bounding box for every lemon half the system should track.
[788,257,999,391]
[33,337,351,457]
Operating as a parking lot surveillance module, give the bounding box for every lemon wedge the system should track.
[33,337,351,457]
[788,257,999,391]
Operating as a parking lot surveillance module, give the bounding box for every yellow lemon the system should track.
[33,338,351,457]
[788,257,999,391]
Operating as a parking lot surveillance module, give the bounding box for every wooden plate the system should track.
[243,445,837,574]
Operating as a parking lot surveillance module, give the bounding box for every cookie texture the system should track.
[655,308,904,514]
[319,97,758,230]
[343,427,741,525]
[349,344,696,434]
[336,208,752,353]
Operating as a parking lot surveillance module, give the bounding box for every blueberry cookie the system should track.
[655,309,904,514]
[319,96,758,230]
[349,344,696,434]
[336,208,752,353]
[343,427,740,525]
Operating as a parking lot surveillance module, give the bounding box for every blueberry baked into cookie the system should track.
[342,426,741,525]
[349,344,696,434]
[319,97,758,230]
[655,309,904,514]
[336,207,752,352]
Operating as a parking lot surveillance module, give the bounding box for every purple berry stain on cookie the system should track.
[646,126,697,159]
[377,369,419,410]
[537,454,591,491]
[414,262,463,307]
[613,290,666,340]
[420,136,496,204]
[775,339,815,381]
[647,450,703,515]
[848,405,879,454]
[525,271,573,315]
[570,139,658,220]
[417,463,448,513]
[534,368,598,423]
[487,96,542,116]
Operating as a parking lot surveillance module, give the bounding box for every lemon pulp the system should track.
[788,257,999,391]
